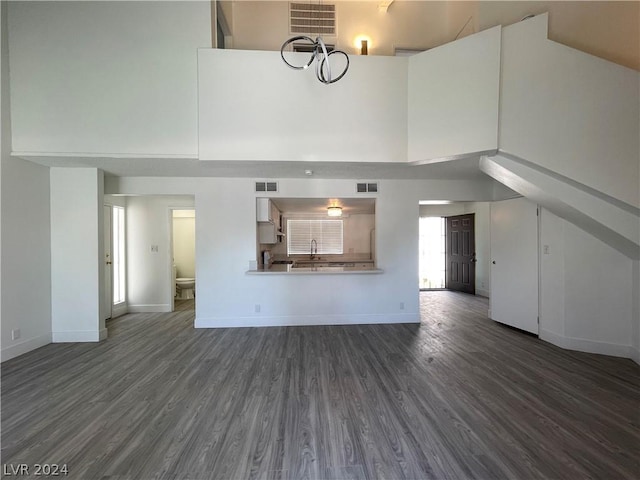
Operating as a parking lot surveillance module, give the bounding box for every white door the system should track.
[490,197,538,334]
[104,205,113,320]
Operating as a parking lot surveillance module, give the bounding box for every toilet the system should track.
[176,277,195,299]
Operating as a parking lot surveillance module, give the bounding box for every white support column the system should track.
[50,168,106,342]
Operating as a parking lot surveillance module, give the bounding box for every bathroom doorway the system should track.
[171,209,196,312]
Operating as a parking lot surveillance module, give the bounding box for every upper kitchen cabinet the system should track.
[257,198,283,244]
[198,50,408,163]
[257,198,280,225]
[8,1,211,156]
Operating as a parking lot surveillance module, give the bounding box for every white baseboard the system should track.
[112,303,128,318]
[128,304,171,313]
[631,346,640,365]
[52,330,103,342]
[475,288,490,298]
[1,333,52,362]
[540,328,635,360]
[195,313,419,328]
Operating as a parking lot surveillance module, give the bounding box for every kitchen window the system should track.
[287,219,343,255]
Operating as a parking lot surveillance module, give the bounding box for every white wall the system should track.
[127,195,194,312]
[1,157,53,360]
[173,215,196,278]
[1,0,53,361]
[499,13,639,208]
[408,26,501,163]
[108,176,495,327]
[201,25,501,164]
[419,204,466,217]
[50,168,105,342]
[198,49,408,163]
[540,208,636,359]
[8,1,211,156]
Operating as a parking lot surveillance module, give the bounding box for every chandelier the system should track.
[280,35,349,85]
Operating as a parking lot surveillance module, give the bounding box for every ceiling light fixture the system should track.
[360,39,368,55]
[327,206,343,217]
[280,35,349,84]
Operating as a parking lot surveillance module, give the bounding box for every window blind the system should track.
[287,219,343,255]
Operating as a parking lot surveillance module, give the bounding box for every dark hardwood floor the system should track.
[174,298,195,311]
[2,291,639,479]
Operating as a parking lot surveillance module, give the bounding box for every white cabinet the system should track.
[258,223,278,244]
[257,198,283,244]
[256,198,273,222]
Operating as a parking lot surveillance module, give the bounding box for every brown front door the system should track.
[445,214,475,294]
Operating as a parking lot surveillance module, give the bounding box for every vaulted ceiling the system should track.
[218,1,639,71]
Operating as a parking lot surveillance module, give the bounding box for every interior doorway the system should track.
[171,209,196,312]
[418,211,477,294]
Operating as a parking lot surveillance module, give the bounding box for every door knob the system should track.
[492,260,496,264]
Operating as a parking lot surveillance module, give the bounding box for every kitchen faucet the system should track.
[310,239,317,259]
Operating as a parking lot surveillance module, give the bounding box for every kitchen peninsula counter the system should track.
[246,264,383,275]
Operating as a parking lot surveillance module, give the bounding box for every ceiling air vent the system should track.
[293,42,334,53]
[255,181,278,193]
[356,182,378,193]
[289,2,337,37]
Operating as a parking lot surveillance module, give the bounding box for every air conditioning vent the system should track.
[255,181,278,192]
[289,2,337,36]
[356,182,378,193]
[293,42,334,53]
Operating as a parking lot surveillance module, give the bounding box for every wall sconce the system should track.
[327,206,343,217]
[354,35,371,55]
[361,39,368,55]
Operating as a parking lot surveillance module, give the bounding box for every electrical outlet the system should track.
[12,329,20,340]
[400,302,405,310]
[543,245,550,254]
[254,304,261,313]
[150,245,159,253]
